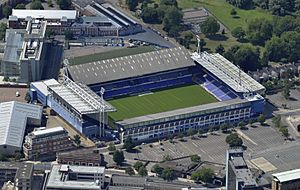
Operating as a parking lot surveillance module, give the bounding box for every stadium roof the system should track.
[0,101,42,148]
[117,98,249,127]
[192,52,265,93]
[46,77,115,114]
[68,47,195,85]
[272,169,300,183]
[11,9,77,20]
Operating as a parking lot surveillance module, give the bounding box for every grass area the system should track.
[108,85,218,121]
[69,46,156,65]
[178,0,273,31]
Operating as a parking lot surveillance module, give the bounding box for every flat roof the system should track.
[46,164,105,190]
[11,9,77,20]
[32,126,64,136]
[68,47,195,85]
[0,162,33,180]
[117,98,249,127]
[3,29,25,63]
[0,101,42,148]
[272,168,300,183]
[192,52,265,93]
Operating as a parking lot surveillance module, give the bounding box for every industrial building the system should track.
[30,77,115,138]
[67,47,265,143]
[23,126,74,161]
[8,3,142,37]
[0,162,33,190]
[0,101,42,155]
[226,148,262,190]
[272,168,300,190]
[45,164,105,190]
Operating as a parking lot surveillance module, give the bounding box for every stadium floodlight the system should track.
[196,35,201,55]
[99,87,105,137]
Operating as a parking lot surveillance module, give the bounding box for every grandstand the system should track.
[66,47,265,143]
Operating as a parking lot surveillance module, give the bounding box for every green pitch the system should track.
[108,85,218,121]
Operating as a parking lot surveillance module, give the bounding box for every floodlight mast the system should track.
[99,87,105,137]
[196,35,201,56]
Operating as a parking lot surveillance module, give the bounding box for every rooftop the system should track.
[0,101,42,148]
[0,162,33,180]
[68,47,195,85]
[57,147,101,162]
[192,52,265,93]
[11,9,77,20]
[31,126,65,137]
[117,98,249,127]
[46,164,105,190]
[3,29,25,63]
[272,168,300,183]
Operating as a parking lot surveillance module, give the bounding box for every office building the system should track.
[45,164,105,190]
[23,126,74,161]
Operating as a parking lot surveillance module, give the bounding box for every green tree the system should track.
[272,116,281,128]
[133,161,144,171]
[123,136,134,152]
[160,0,177,7]
[108,142,116,152]
[226,0,253,9]
[15,3,26,9]
[257,114,266,125]
[199,38,206,52]
[230,8,237,16]
[113,150,125,166]
[73,134,81,147]
[279,126,289,138]
[0,23,7,40]
[238,121,244,129]
[280,31,300,62]
[57,0,72,10]
[30,0,44,10]
[201,17,220,36]
[191,155,201,162]
[163,6,183,37]
[125,167,135,176]
[46,29,55,39]
[64,30,73,40]
[220,123,229,133]
[282,83,291,100]
[161,168,175,181]
[141,7,161,24]
[188,128,197,137]
[0,153,8,161]
[215,44,225,55]
[225,133,243,147]
[265,36,287,62]
[2,5,12,18]
[126,0,138,11]
[247,18,273,45]
[234,45,261,72]
[191,168,214,183]
[48,0,53,7]
[138,166,148,176]
[152,164,163,175]
[232,27,246,41]
[25,91,31,103]
[163,155,172,161]
[249,119,255,127]
[198,129,204,137]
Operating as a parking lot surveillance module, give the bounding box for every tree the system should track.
[0,23,7,41]
[46,29,55,39]
[191,155,201,162]
[160,0,177,7]
[133,161,144,171]
[225,133,243,147]
[152,164,163,175]
[15,3,26,9]
[191,168,214,183]
[247,18,273,45]
[108,142,116,152]
[126,0,138,11]
[198,129,204,137]
[226,0,253,9]
[113,150,125,166]
[138,166,148,176]
[282,82,291,100]
[141,7,161,24]
[265,36,287,62]
[220,123,229,133]
[201,17,220,36]
[161,168,175,181]
[230,8,237,16]
[0,153,8,161]
[234,45,261,72]
[73,134,81,147]
[163,155,172,161]
[2,5,12,18]
[125,167,135,176]
[188,128,197,137]
[64,30,73,40]
[257,114,266,125]
[272,116,281,128]
[57,0,72,10]
[30,0,44,10]
[215,44,225,55]
[232,27,246,41]
[238,121,244,129]
[163,6,183,37]
[25,91,31,103]
[48,0,53,7]
[269,0,296,16]
[123,136,134,152]
[279,126,289,138]
[249,119,255,127]
[199,38,206,52]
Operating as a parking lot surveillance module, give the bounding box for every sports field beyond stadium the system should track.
[108,85,218,121]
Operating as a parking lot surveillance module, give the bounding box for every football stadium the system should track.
[67,47,266,142]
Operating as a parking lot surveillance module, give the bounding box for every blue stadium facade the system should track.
[67,47,266,142]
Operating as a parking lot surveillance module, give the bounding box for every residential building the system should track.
[0,162,33,190]
[272,168,300,190]
[45,164,105,190]
[23,126,74,161]
[0,101,42,155]
[226,148,262,190]
[57,147,102,166]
